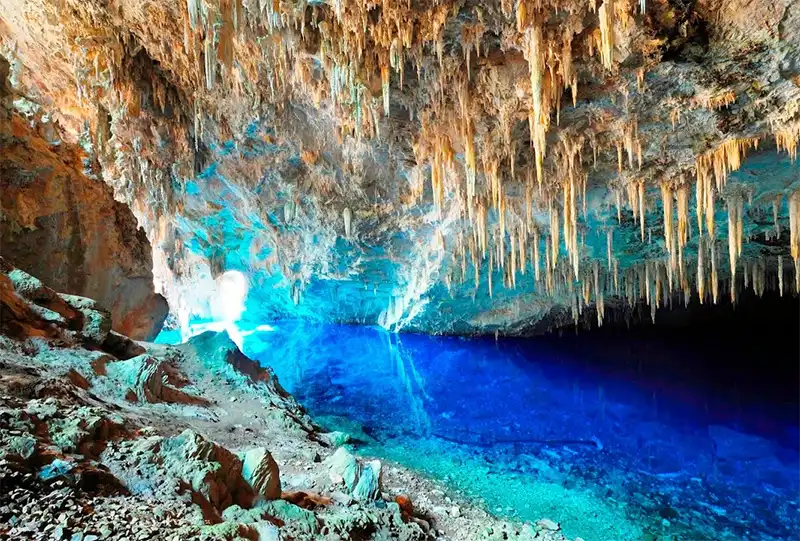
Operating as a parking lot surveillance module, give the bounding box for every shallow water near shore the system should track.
[228,317,800,541]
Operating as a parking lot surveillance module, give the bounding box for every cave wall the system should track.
[0,58,168,340]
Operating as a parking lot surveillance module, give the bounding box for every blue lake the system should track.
[233,319,799,541]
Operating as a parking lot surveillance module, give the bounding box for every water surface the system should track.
[239,319,799,541]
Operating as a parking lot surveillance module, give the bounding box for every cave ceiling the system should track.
[1,0,799,334]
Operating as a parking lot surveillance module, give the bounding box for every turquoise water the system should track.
[231,320,799,541]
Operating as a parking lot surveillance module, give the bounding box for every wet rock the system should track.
[238,447,281,501]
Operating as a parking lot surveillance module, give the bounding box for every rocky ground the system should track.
[0,257,578,541]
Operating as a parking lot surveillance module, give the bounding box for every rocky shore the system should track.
[0,257,576,541]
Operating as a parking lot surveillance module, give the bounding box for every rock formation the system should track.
[0,65,168,340]
[0,2,798,333]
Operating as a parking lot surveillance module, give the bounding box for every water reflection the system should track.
[241,322,799,541]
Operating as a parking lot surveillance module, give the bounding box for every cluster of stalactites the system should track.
[446,220,796,329]
[695,138,759,239]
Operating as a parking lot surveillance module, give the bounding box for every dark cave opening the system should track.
[531,291,800,440]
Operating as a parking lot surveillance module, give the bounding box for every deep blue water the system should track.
[232,319,799,541]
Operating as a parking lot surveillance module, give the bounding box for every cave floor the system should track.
[226,321,800,541]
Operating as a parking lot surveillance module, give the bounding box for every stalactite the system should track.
[488,251,494,298]
[697,237,705,304]
[187,0,201,31]
[775,124,800,162]
[661,184,675,267]
[598,0,615,70]
[218,0,235,73]
[711,239,719,304]
[343,207,352,238]
[790,190,800,293]
[727,196,743,290]
[676,183,689,247]
[638,181,646,241]
[525,25,548,187]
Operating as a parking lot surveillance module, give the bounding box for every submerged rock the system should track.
[709,425,776,461]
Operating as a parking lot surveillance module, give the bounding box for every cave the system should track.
[0,1,799,540]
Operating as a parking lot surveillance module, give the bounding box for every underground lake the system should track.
[149,291,800,541]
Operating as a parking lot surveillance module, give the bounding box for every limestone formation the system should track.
[2,0,798,335]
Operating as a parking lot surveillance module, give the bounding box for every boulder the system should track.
[352,459,382,501]
[324,447,383,501]
[105,354,206,405]
[158,429,255,514]
[101,330,146,360]
[238,447,281,500]
[58,294,112,344]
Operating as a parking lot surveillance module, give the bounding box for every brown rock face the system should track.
[0,112,168,340]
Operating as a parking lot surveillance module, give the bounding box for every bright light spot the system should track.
[255,324,274,332]
[213,270,249,323]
